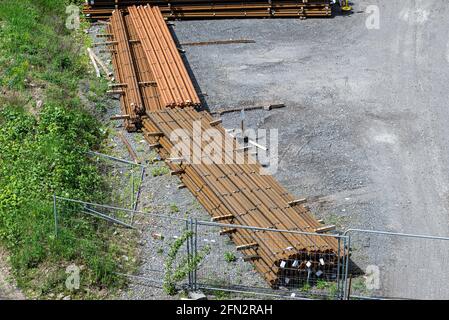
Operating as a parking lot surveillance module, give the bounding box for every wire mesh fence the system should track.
[193,221,348,300]
[88,151,145,210]
[54,196,449,300]
[52,196,348,299]
[53,196,194,290]
[52,196,140,285]
[344,229,449,300]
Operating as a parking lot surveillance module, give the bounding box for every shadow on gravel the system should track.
[168,25,211,113]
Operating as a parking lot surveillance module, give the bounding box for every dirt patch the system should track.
[0,248,25,300]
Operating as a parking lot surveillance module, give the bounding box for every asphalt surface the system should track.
[171,0,449,299]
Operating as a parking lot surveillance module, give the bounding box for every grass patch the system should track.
[224,251,237,263]
[151,166,170,177]
[0,0,138,299]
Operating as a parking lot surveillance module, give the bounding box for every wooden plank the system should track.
[212,214,234,222]
[209,119,222,127]
[219,228,237,235]
[117,131,139,164]
[180,39,255,46]
[146,131,164,137]
[243,254,261,262]
[314,225,336,234]
[87,48,101,78]
[288,198,307,206]
[171,169,185,176]
[110,114,130,120]
[93,41,118,47]
[236,242,259,251]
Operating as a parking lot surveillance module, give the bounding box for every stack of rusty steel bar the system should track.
[129,5,201,108]
[141,107,341,286]
[107,9,162,131]
[83,0,332,20]
[106,5,342,287]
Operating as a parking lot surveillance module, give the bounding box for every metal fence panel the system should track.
[194,220,348,300]
[344,229,449,300]
[53,196,192,289]
[88,151,145,210]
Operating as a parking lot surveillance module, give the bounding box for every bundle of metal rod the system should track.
[83,0,332,19]
[107,10,146,131]
[104,4,342,287]
[107,9,164,131]
[141,107,341,287]
[128,5,201,108]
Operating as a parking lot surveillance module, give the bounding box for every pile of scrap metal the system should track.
[83,0,333,20]
[105,5,342,287]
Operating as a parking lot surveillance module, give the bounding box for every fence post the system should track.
[131,167,135,210]
[343,234,351,300]
[187,218,198,292]
[185,219,192,291]
[193,218,198,291]
[53,194,58,238]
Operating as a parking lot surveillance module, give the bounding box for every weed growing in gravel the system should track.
[170,203,180,213]
[224,252,237,263]
[163,231,210,295]
[151,166,170,177]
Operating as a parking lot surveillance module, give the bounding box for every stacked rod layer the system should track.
[83,0,332,19]
[141,108,341,286]
[108,10,147,130]
[105,5,342,287]
[129,6,201,108]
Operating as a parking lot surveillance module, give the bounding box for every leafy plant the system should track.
[169,203,179,213]
[163,231,210,295]
[224,251,236,263]
[151,166,170,177]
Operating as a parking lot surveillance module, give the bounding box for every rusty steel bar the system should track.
[82,1,332,20]
[104,4,342,287]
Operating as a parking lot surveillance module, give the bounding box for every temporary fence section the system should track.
[52,196,449,300]
[343,229,449,300]
[83,1,333,20]
[53,196,194,290]
[52,196,347,298]
[193,220,348,299]
[88,151,145,210]
[52,196,140,283]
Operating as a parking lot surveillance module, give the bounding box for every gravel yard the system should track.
[89,0,449,300]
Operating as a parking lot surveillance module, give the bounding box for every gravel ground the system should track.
[89,0,449,299]
[170,0,449,299]
[0,249,24,300]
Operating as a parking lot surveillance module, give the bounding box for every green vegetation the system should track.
[224,251,237,263]
[169,203,180,213]
[211,289,231,300]
[0,0,137,298]
[163,231,210,295]
[300,283,312,292]
[315,279,338,296]
[151,165,170,177]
